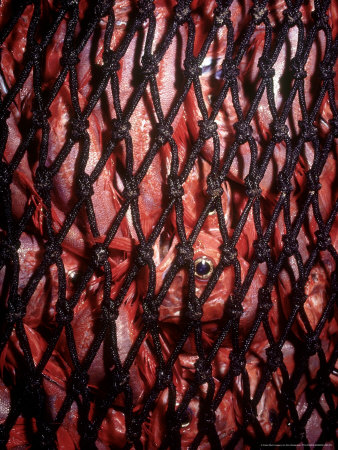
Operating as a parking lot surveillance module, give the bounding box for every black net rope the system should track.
[0,0,337,448]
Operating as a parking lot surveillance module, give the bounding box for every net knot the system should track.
[38,424,56,449]
[167,174,184,200]
[135,243,154,266]
[214,6,230,28]
[70,116,89,141]
[282,234,298,257]
[17,0,34,7]
[290,423,306,443]
[305,332,321,356]
[234,121,253,144]
[227,295,243,319]
[277,170,293,194]
[306,170,321,193]
[311,8,328,29]
[283,8,302,27]
[220,244,237,266]
[199,409,216,431]
[156,122,173,145]
[0,237,20,265]
[280,387,295,409]
[271,120,289,142]
[243,402,257,425]
[185,298,203,322]
[70,368,89,396]
[95,0,113,19]
[142,303,158,330]
[137,0,155,21]
[127,416,141,443]
[315,229,331,251]
[330,271,338,294]
[176,242,194,265]
[184,57,201,79]
[122,176,139,200]
[167,413,181,434]
[60,51,80,67]
[329,117,338,138]
[290,58,307,79]
[91,243,109,269]
[31,43,42,63]
[266,345,283,372]
[109,368,130,395]
[56,301,74,325]
[292,285,307,308]
[0,427,8,448]
[35,166,52,197]
[20,374,44,416]
[258,56,275,79]
[321,410,337,437]
[102,50,120,72]
[198,119,218,140]
[253,239,270,263]
[0,108,10,122]
[319,61,335,80]
[111,118,131,140]
[23,372,43,400]
[186,307,203,323]
[174,4,190,25]
[244,174,261,198]
[0,425,9,446]
[299,120,317,142]
[61,0,79,8]
[221,58,239,81]
[45,240,62,264]
[194,359,212,384]
[258,287,272,314]
[156,368,172,390]
[141,54,159,77]
[5,294,26,323]
[317,368,331,391]
[80,422,97,446]
[250,4,268,25]
[32,108,50,128]
[101,298,119,322]
[207,173,223,198]
[229,351,245,376]
[0,161,12,193]
[77,172,93,198]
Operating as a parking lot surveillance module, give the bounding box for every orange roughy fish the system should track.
[0,0,337,448]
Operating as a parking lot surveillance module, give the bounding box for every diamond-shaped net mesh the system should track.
[0,0,337,448]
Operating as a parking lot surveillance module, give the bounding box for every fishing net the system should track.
[0,0,337,448]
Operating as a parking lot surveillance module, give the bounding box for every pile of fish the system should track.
[0,0,337,448]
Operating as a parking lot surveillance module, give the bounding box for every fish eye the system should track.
[68,270,81,286]
[181,410,192,428]
[194,256,213,280]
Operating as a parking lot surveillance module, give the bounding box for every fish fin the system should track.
[111,259,130,281]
